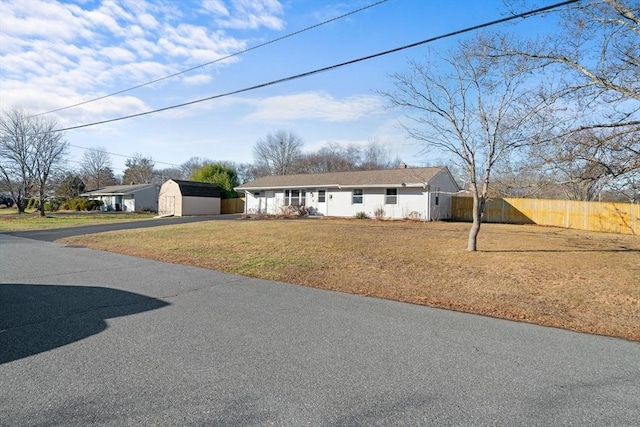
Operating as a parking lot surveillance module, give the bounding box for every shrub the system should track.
[44,199,63,212]
[85,199,103,211]
[65,198,80,211]
[283,204,308,217]
[374,206,385,220]
[406,211,422,220]
[58,197,101,211]
[26,198,38,210]
[355,211,369,219]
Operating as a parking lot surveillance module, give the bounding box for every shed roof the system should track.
[170,179,221,198]
[81,184,157,196]
[236,167,452,190]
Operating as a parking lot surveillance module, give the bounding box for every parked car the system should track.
[0,195,14,207]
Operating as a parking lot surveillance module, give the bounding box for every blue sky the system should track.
[0,0,565,175]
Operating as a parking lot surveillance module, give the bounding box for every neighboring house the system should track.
[158,179,221,216]
[236,166,459,220]
[81,184,159,212]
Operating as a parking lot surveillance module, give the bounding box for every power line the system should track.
[69,144,182,168]
[51,0,581,134]
[32,0,388,117]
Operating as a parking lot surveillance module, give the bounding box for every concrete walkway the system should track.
[1,233,638,426]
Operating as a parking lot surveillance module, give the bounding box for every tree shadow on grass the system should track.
[0,284,169,364]
[480,248,640,253]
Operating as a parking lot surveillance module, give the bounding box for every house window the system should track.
[284,189,306,205]
[318,190,326,203]
[352,189,363,204]
[253,191,262,197]
[385,188,397,205]
[435,195,439,206]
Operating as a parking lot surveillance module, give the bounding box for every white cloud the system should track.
[0,80,149,128]
[201,0,229,16]
[243,92,384,123]
[137,12,159,29]
[101,46,137,63]
[0,1,83,40]
[158,24,246,64]
[182,74,214,85]
[0,0,291,142]
[210,0,284,30]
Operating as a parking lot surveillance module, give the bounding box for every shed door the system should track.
[159,196,175,216]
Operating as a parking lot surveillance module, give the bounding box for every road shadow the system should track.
[0,284,169,364]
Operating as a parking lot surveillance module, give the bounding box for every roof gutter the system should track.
[236,183,430,191]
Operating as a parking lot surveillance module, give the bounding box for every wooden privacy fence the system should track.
[451,197,639,235]
[221,198,244,214]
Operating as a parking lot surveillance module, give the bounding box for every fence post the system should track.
[584,201,588,231]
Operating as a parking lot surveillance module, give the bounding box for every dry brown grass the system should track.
[0,211,155,231]
[59,218,640,341]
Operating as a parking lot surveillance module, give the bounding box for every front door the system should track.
[317,189,327,216]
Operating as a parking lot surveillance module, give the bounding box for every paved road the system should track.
[4,214,242,242]
[1,234,638,426]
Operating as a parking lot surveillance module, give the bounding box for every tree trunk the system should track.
[38,198,45,217]
[467,192,484,251]
[16,196,26,214]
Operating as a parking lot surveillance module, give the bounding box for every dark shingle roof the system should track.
[172,180,221,198]
[236,167,450,190]
[81,184,157,196]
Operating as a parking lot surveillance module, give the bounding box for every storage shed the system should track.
[158,179,221,216]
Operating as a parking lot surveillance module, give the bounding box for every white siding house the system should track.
[236,166,459,220]
[158,179,221,216]
[81,184,159,212]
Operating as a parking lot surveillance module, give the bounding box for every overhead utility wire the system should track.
[33,0,388,117]
[68,144,182,167]
[52,0,580,134]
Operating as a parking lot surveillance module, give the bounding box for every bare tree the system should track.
[122,153,155,184]
[153,167,184,184]
[253,130,304,176]
[296,142,359,174]
[295,141,400,174]
[359,140,400,170]
[235,162,257,184]
[382,43,544,251]
[491,0,640,190]
[0,108,68,215]
[0,109,32,212]
[81,148,116,189]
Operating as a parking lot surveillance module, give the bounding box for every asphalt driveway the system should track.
[4,214,242,242]
[1,233,638,426]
